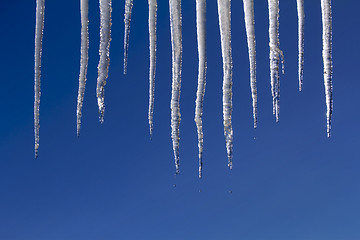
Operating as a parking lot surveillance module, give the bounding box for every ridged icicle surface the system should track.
[242,0,257,128]
[96,0,112,123]
[321,0,333,137]
[268,0,283,122]
[123,0,133,74]
[297,0,304,91]
[169,0,182,174]
[217,0,233,169]
[76,0,89,136]
[34,0,45,158]
[194,0,207,178]
[148,0,157,137]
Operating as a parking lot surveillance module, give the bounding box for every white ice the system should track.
[321,0,333,137]
[34,0,45,158]
[297,0,304,91]
[123,0,133,75]
[76,0,89,136]
[148,0,157,137]
[96,0,112,123]
[169,0,182,174]
[242,0,258,128]
[194,0,207,178]
[217,0,233,169]
[268,0,283,122]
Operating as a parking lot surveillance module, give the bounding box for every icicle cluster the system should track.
[34,0,45,159]
[76,0,89,136]
[34,1,334,177]
[169,0,183,174]
[297,0,304,91]
[217,0,233,170]
[321,0,333,137]
[148,0,157,137]
[194,0,207,178]
[96,0,112,123]
[123,0,133,75]
[242,0,257,128]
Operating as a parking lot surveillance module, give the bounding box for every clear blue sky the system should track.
[0,0,359,239]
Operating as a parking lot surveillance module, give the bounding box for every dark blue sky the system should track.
[1,0,359,239]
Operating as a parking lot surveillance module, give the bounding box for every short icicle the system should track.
[148,0,157,137]
[297,0,304,91]
[34,0,45,158]
[123,0,133,75]
[96,0,112,123]
[195,0,207,178]
[321,0,333,137]
[242,0,258,128]
[268,0,283,122]
[77,0,89,136]
[217,0,233,169]
[169,0,182,174]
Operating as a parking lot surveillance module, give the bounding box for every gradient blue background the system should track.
[0,0,359,239]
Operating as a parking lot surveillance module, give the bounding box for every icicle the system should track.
[148,0,157,137]
[123,0,133,75]
[242,0,257,128]
[169,0,182,174]
[297,0,304,91]
[34,0,45,158]
[321,0,333,137]
[268,0,283,122]
[217,0,233,169]
[96,0,112,123]
[77,0,89,136]
[195,0,206,178]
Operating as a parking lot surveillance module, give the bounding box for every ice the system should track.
[217,0,233,169]
[169,0,182,174]
[76,0,89,136]
[34,0,45,158]
[321,0,333,137]
[123,0,133,75]
[148,0,157,137]
[195,0,207,178]
[96,0,112,123]
[243,0,258,128]
[297,0,304,91]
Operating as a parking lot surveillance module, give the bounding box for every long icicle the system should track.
[297,0,304,91]
[77,0,89,136]
[148,0,157,137]
[217,0,233,169]
[321,0,333,137]
[268,0,283,122]
[169,0,182,174]
[123,0,133,75]
[195,0,207,178]
[242,0,257,128]
[34,0,45,158]
[96,0,112,123]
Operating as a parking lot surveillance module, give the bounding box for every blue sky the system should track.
[0,0,359,239]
